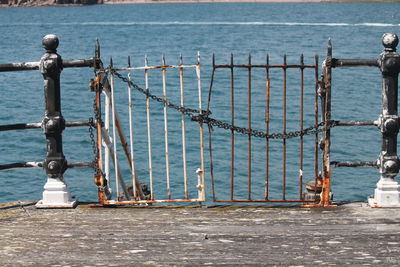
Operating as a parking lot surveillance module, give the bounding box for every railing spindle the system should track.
[104,81,111,187]
[179,55,188,199]
[110,58,121,200]
[162,55,171,200]
[283,54,287,200]
[314,55,319,194]
[265,54,270,200]
[300,54,304,199]
[127,56,137,199]
[145,55,154,201]
[230,53,235,200]
[248,54,252,200]
[196,52,205,201]
[321,40,333,205]
[210,54,216,202]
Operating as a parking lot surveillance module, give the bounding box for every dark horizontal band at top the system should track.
[0,58,95,72]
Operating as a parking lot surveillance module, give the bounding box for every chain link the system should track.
[111,70,336,139]
[93,97,103,128]
[193,115,336,139]
[89,99,107,183]
[112,70,211,117]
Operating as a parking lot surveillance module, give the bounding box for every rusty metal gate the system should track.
[99,51,334,206]
[203,53,333,206]
[75,32,400,208]
[91,53,206,205]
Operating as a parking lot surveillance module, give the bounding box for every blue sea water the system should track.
[0,2,399,203]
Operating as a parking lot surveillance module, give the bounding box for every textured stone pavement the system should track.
[1,201,400,266]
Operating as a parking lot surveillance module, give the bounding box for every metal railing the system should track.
[327,33,400,208]
[1,32,398,208]
[0,34,98,208]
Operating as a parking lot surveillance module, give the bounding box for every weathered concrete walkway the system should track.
[1,201,400,266]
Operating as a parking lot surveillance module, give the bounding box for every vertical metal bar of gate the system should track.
[210,54,320,203]
[109,59,121,200]
[182,57,189,198]
[93,41,105,199]
[179,55,189,200]
[161,56,171,200]
[127,56,138,199]
[144,56,154,201]
[247,55,252,200]
[282,55,287,200]
[95,75,105,200]
[210,54,216,202]
[320,40,333,206]
[314,55,319,195]
[104,79,111,187]
[197,52,206,202]
[299,54,304,199]
[265,55,270,200]
[230,54,235,200]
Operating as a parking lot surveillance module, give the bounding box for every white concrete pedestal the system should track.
[368,178,400,208]
[36,178,77,208]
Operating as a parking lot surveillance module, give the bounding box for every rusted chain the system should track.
[88,116,107,186]
[112,69,211,117]
[111,70,336,139]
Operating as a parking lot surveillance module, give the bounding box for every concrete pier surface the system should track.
[1,202,400,266]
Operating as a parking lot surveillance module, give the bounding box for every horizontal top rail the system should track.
[111,64,198,71]
[214,64,316,69]
[332,58,379,68]
[0,58,96,72]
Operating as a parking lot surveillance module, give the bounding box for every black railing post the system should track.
[36,34,77,208]
[369,33,400,207]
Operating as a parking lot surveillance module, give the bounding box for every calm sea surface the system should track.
[0,3,399,203]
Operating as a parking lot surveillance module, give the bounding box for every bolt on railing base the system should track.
[35,178,77,209]
[368,178,400,208]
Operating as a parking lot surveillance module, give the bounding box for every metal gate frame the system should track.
[91,33,400,207]
[205,53,333,206]
[91,52,206,205]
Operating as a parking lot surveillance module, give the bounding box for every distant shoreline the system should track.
[103,0,326,3]
[103,0,400,3]
[1,0,399,7]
